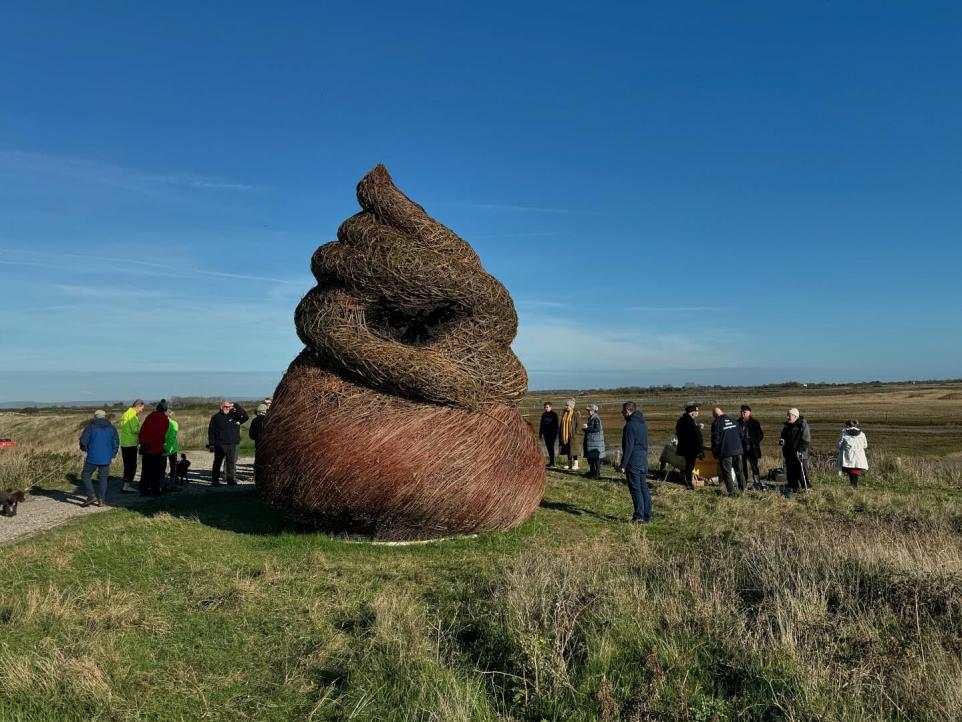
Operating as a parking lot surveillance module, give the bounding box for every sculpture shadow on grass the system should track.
[538,499,624,523]
[127,487,311,537]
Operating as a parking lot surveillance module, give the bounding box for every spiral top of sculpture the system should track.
[294,163,527,410]
[257,165,545,540]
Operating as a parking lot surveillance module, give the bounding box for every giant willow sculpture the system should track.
[256,165,545,540]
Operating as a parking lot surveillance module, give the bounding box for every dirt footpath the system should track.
[0,451,255,546]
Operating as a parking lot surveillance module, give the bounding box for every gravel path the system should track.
[0,451,255,546]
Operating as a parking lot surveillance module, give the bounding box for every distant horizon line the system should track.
[2,377,959,409]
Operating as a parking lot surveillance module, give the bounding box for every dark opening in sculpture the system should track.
[255,165,545,540]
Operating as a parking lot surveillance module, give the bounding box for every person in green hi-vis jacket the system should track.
[118,400,145,493]
[164,410,181,486]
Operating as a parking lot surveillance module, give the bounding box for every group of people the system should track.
[77,397,272,507]
[537,399,871,523]
[538,399,652,523]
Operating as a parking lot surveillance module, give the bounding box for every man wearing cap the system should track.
[138,400,171,496]
[711,406,747,496]
[581,404,605,479]
[737,405,765,489]
[558,399,581,470]
[208,400,250,486]
[618,401,651,523]
[780,408,812,493]
[78,410,120,507]
[675,403,704,491]
[118,399,145,493]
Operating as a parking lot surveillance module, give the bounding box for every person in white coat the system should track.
[837,420,869,487]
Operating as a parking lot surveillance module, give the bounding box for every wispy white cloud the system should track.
[443,202,605,216]
[0,294,301,372]
[471,231,569,239]
[0,148,256,195]
[517,299,568,310]
[624,306,731,313]
[514,316,744,372]
[0,247,305,285]
[50,284,170,300]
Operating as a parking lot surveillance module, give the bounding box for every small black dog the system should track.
[2,489,25,517]
[176,454,191,482]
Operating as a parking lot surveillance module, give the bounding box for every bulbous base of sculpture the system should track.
[255,353,545,540]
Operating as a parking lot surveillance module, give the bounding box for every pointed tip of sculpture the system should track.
[367,163,391,182]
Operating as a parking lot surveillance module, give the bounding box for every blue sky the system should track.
[2,2,961,401]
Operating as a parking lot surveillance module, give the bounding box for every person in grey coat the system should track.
[581,404,605,479]
[78,410,120,507]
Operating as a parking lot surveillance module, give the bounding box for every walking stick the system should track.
[797,451,809,491]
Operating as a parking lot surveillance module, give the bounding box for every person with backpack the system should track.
[78,410,120,507]
[675,403,704,491]
[837,420,868,487]
[118,399,144,493]
[780,408,812,493]
[737,404,765,489]
[710,406,747,496]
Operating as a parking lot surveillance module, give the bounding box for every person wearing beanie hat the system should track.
[581,404,605,479]
[737,405,765,489]
[780,408,812,493]
[138,400,170,496]
[675,403,704,490]
[78,409,119,507]
[249,403,268,473]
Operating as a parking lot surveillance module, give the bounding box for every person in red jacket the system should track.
[138,399,170,496]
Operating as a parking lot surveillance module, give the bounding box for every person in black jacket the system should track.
[538,402,559,468]
[737,405,765,489]
[780,407,812,492]
[675,404,703,491]
[207,400,249,486]
[711,406,747,496]
[618,401,651,523]
[249,403,268,478]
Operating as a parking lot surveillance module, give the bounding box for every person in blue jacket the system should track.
[78,410,120,507]
[618,401,651,524]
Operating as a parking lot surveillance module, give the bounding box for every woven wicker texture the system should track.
[256,165,544,539]
[295,164,526,409]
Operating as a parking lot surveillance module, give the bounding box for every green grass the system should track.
[2,458,961,721]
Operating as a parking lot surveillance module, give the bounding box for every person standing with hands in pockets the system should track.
[618,401,651,524]
[208,400,249,486]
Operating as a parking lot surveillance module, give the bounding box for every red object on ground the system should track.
[0,438,15,449]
